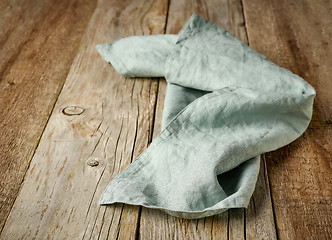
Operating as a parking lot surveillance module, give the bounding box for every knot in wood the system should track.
[87,159,99,167]
[62,106,85,116]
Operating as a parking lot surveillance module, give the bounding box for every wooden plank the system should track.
[0,0,169,239]
[139,0,277,239]
[245,156,277,239]
[0,0,97,233]
[242,0,332,239]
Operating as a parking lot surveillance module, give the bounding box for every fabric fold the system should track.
[96,14,315,219]
[96,34,178,77]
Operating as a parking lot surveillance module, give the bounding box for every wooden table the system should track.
[1,0,331,239]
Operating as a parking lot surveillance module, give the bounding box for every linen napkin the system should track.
[96,14,315,219]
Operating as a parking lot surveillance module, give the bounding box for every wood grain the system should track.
[242,0,332,239]
[0,0,168,238]
[138,0,277,239]
[0,0,97,233]
[1,0,330,239]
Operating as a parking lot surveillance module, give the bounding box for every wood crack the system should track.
[113,118,124,175]
[115,204,125,240]
[85,166,106,221]
[130,114,139,163]
[97,207,107,240]
[86,130,104,161]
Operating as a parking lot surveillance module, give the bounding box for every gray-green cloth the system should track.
[96,14,315,219]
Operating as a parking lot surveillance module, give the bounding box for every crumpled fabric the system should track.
[96,14,315,219]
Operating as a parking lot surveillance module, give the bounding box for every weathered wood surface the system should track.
[0,0,331,239]
[0,0,97,232]
[0,0,168,238]
[243,0,332,239]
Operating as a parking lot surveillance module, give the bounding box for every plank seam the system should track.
[136,0,172,238]
[135,207,142,240]
[239,0,249,43]
[115,204,125,240]
[163,0,171,34]
[263,155,279,240]
[243,209,247,240]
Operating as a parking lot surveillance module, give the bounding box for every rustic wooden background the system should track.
[0,0,331,239]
